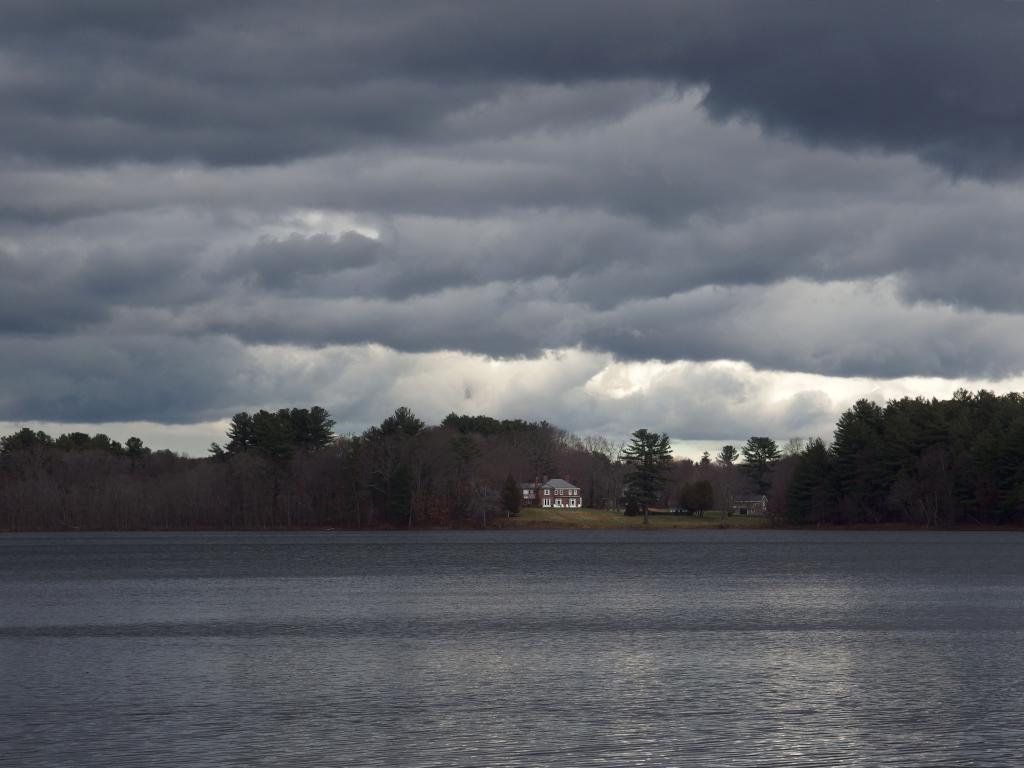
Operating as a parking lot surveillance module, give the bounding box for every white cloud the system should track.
[10,344,1020,458]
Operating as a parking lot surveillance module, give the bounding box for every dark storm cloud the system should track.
[7,182,1024,382]
[3,1,1024,174]
[0,242,211,335]
[0,334,258,423]
[4,0,1024,433]
[0,250,109,332]
[182,278,1024,381]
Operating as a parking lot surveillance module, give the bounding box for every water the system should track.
[2,530,1023,767]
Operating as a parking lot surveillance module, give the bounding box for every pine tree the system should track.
[381,406,424,437]
[831,400,886,522]
[717,445,739,466]
[787,438,833,525]
[289,406,336,451]
[621,429,673,524]
[225,412,256,453]
[741,436,781,495]
[253,410,295,460]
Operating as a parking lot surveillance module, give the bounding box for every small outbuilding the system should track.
[730,494,768,516]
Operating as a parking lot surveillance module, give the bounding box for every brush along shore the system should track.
[493,507,768,529]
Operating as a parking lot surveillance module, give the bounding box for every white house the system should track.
[519,477,583,509]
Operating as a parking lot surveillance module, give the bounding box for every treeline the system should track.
[0,407,630,530]
[785,390,1024,526]
[2,389,1023,530]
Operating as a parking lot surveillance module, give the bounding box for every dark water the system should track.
[2,531,1023,767]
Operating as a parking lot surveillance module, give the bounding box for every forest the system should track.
[1,389,1023,530]
[785,389,1024,527]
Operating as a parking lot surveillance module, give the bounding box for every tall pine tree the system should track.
[621,429,673,524]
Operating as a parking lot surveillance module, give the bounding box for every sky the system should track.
[3,0,1024,456]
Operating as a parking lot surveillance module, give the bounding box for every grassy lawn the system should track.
[499,506,768,529]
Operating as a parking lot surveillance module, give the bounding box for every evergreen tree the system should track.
[387,462,413,525]
[289,406,336,451]
[252,410,295,460]
[741,436,781,495]
[225,412,256,453]
[56,432,92,450]
[621,429,673,524]
[787,438,834,525]
[89,434,118,452]
[125,437,149,469]
[451,433,481,467]
[830,400,886,522]
[0,428,54,453]
[381,406,424,437]
[125,437,149,458]
[717,445,739,466]
[715,443,740,513]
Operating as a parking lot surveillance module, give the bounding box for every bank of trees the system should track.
[211,407,336,458]
[0,415,344,531]
[0,409,778,530]
[0,407,624,530]
[3,389,1023,530]
[785,390,1024,526]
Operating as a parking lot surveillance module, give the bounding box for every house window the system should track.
[544,489,550,495]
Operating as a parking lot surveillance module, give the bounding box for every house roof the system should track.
[732,494,767,503]
[543,478,579,490]
[519,478,580,490]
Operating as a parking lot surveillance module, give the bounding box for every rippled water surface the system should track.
[2,530,1024,766]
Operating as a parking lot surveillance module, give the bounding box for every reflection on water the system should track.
[1,530,1023,766]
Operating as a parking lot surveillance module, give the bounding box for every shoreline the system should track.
[3,522,1024,533]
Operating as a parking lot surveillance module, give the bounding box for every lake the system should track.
[2,530,1023,766]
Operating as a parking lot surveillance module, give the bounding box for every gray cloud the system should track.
[0,250,96,333]
[3,2,1024,174]
[222,233,381,290]
[3,1,1024,437]
[0,334,254,423]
